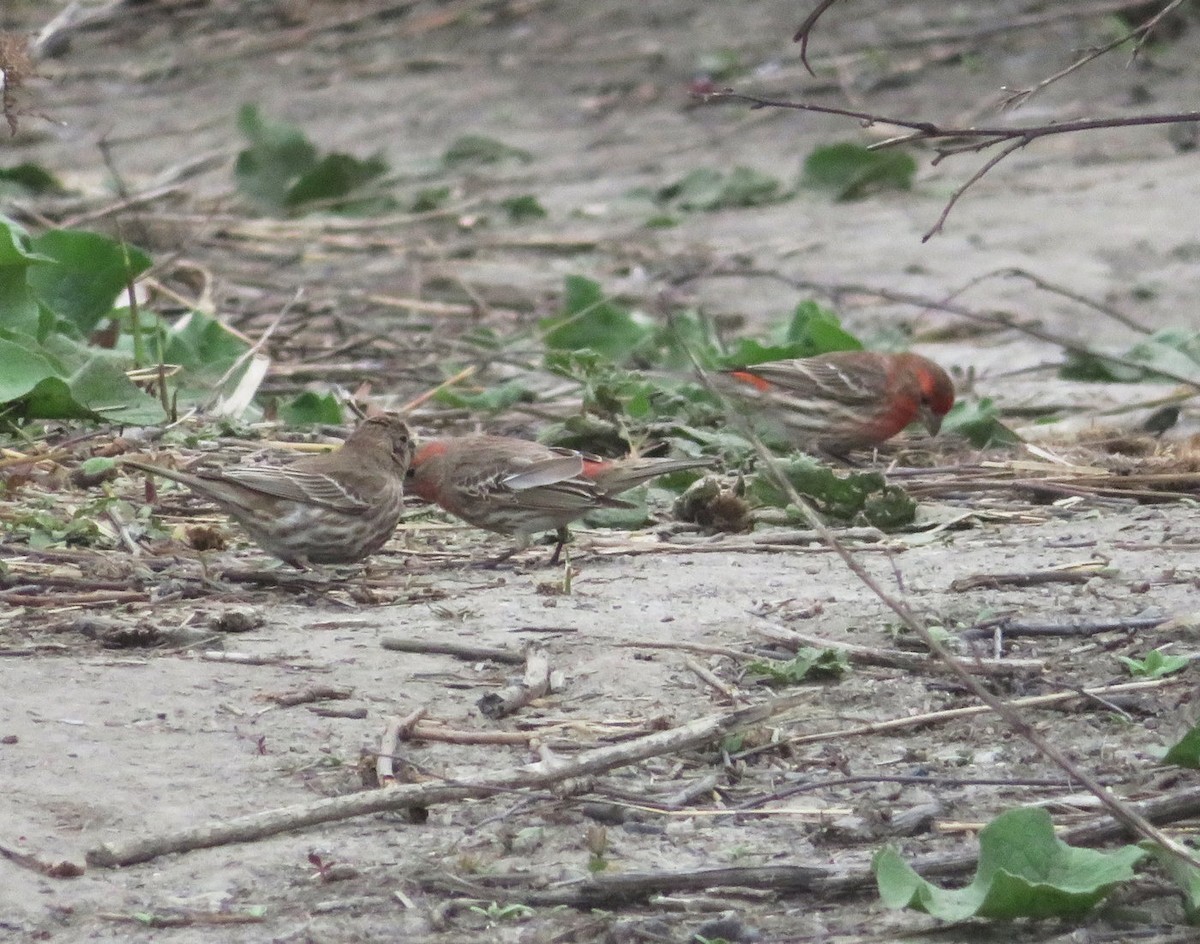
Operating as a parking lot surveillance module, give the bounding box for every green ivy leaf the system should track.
[582,489,649,529]
[436,379,532,413]
[0,162,67,197]
[410,186,452,212]
[284,152,393,214]
[875,806,1145,921]
[278,391,344,426]
[1163,721,1200,769]
[442,135,532,168]
[803,143,916,201]
[161,311,251,378]
[658,167,787,211]
[783,301,863,354]
[718,303,863,367]
[540,276,652,363]
[81,456,117,477]
[501,195,548,222]
[26,230,151,336]
[234,104,319,209]
[748,456,917,529]
[748,647,848,685]
[1118,648,1190,680]
[1061,329,1200,384]
[940,398,1020,448]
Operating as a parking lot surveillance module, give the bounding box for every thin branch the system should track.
[707,90,1200,144]
[943,267,1151,335]
[793,0,1174,71]
[703,89,1200,236]
[1001,0,1188,109]
[923,137,1027,241]
[792,0,843,75]
[86,693,806,868]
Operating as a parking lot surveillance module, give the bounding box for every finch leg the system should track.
[476,546,520,568]
[546,526,571,566]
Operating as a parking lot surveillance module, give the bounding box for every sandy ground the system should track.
[2,1,1200,942]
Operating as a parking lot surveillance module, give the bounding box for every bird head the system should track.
[352,414,416,473]
[404,439,448,501]
[905,355,955,436]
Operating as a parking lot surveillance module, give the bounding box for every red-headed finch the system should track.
[714,351,955,455]
[123,414,415,569]
[407,434,712,563]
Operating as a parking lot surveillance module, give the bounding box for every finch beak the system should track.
[919,403,943,437]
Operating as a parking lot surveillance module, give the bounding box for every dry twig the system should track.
[86,693,806,868]
[478,647,552,719]
[706,88,1200,240]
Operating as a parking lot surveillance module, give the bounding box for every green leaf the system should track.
[410,186,452,212]
[783,301,863,354]
[278,391,344,426]
[501,195,548,222]
[285,152,393,213]
[940,398,1020,448]
[803,143,916,201]
[716,304,863,368]
[442,135,532,168]
[1060,350,1146,382]
[0,336,59,402]
[537,412,631,457]
[659,167,786,211]
[1117,648,1190,680]
[1061,329,1200,384]
[0,215,55,267]
[748,647,848,685]
[749,456,917,530]
[61,357,165,423]
[875,807,1145,921]
[234,104,319,209]
[540,276,652,363]
[0,162,67,197]
[21,376,100,420]
[1163,721,1200,769]
[81,457,117,477]
[720,338,816,367]
[26,230,151,336]
[435,378,532,413]
[161,311,251,377]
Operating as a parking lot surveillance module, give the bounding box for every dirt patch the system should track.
[2,2,1200,941]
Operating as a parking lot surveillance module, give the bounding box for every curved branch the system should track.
[792,0,845,75]
[922,138,1028,241]
[1002,0,1188,109]
[703,89,1200,236]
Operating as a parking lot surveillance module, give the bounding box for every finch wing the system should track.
[213,466,370,512]
[500,455,585,491]
[731,359,883,407]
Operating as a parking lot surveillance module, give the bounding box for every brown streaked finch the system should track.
[406,434,713,564]
[713,351,955,456]
[123,413,415,569]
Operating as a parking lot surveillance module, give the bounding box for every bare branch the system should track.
[923,137,1028,241]
[703,88,1200,236]
[1002,0,1188,109]
[792,0,844,76]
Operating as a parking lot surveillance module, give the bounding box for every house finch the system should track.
[407,434,713,563]
[713,351,955,455]
[123,414,415,569]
